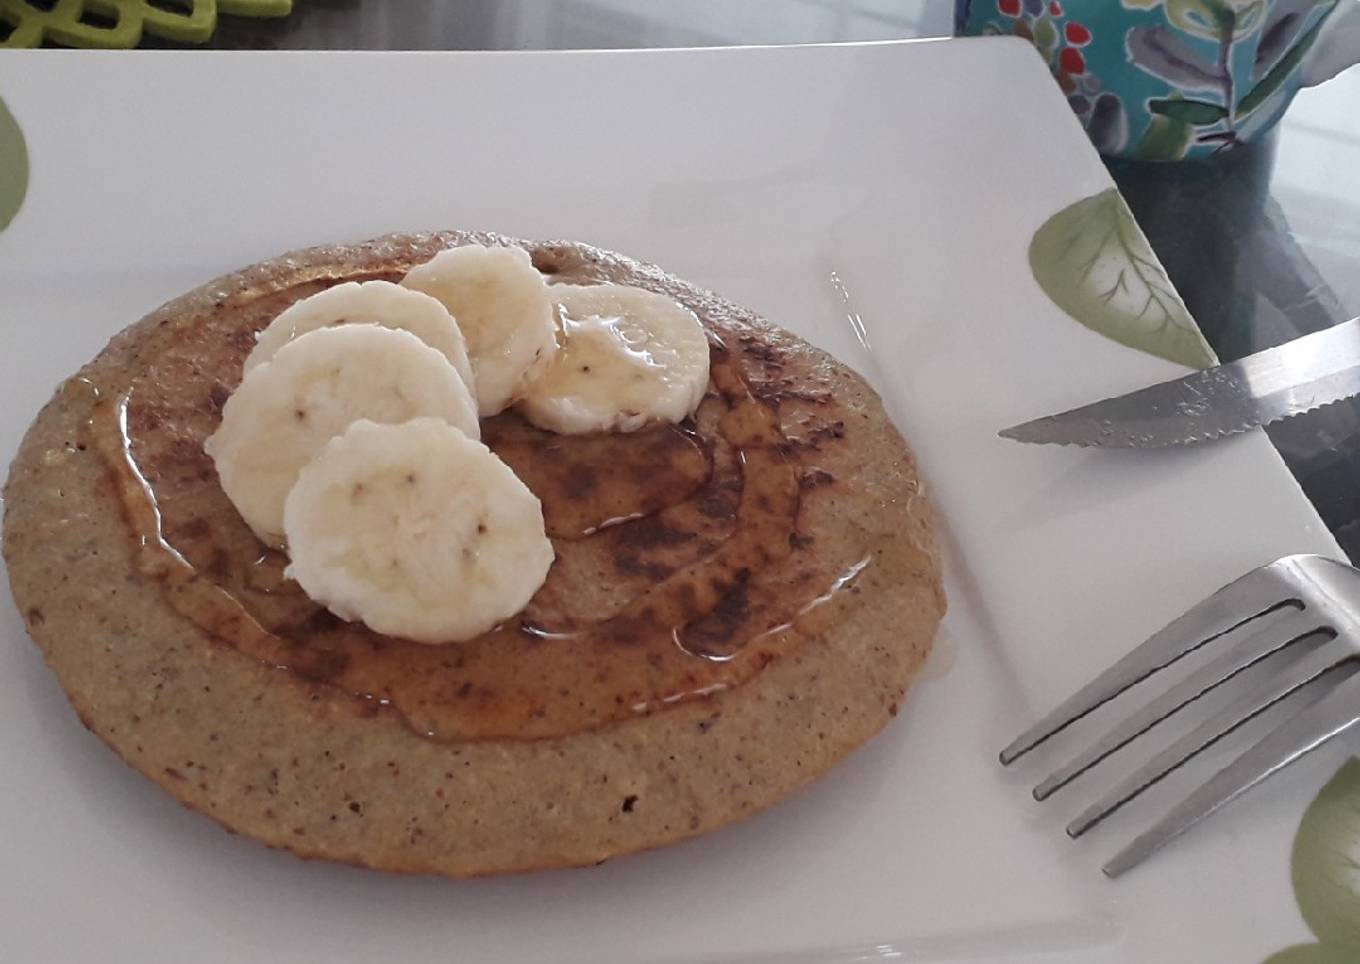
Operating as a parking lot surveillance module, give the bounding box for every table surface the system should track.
[157,0,1360,558]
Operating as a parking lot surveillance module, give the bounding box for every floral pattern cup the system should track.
[955,0,1360,160]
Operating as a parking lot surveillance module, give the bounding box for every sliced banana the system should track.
[244,280,475,394]
[205,324,480,547]
[517,284,711,434]
[283,417,555,644]
[400,244,557,417]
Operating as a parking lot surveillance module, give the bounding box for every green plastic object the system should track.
[0,0,292,49]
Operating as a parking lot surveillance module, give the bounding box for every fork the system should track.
[1000,554,1360,877]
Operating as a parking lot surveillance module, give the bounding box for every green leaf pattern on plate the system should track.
[1264,944,1360,963]
[1265,758,1360,961]
[1292,758,1360,948]
[0,93,27,232]
[1028,188,1214,368]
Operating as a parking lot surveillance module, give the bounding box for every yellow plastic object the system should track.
[0,0,292,48]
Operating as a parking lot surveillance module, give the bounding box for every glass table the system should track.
[156,0,1360,555]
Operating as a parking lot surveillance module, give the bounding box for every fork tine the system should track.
[1032,613,1326,800]
[1067,643,1349,838]
[1001,561,1300,765]
[1103,664,1360,878]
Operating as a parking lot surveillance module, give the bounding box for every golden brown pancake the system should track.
[2,232,943,876]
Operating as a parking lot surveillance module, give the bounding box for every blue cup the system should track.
[955,0,1360,160]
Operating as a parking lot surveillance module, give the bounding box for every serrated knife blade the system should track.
[1000,317,1360,448]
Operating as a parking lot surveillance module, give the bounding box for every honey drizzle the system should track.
[92,344,871,742]
[89,392,298,668]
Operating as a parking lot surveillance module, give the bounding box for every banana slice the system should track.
[283,418,555,644]
[205,324,480,547]
[245,280,475,394]
[517,284,710,434]
[400,244,557,417]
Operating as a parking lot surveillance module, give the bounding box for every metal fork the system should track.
[1000,554,1360,877]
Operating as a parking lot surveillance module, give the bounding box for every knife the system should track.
[1000,317,1360,448]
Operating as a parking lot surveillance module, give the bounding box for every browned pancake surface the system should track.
[3,232,943,875]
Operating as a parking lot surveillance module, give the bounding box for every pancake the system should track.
[2,232,943,876]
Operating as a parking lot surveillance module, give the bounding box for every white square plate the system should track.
[0,42,1345,963]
